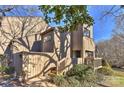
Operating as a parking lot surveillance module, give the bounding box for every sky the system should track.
[2,5,122,42]
[88,5,121,42]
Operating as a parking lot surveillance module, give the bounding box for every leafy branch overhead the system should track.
[39,5,94,31]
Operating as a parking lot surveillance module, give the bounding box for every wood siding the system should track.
[72,27,83,51]
[42,31,54,52]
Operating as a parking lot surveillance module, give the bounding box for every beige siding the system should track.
[53,29,71,59]
[83,37,95,51]
[13,34,42,53]
[0,17,47,54]
[19,52,57,80]
[0,17,96,78]
[42,31,54,52]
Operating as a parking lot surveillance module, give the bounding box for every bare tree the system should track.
[100,5,123,20]
[97,36,124,67]
[0,17,48,54]
[0,6,15,16]
[97,14,124,67]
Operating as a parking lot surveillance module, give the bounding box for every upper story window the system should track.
[83,29,90,37]
[83,31,90,37]
[42,32,54,52]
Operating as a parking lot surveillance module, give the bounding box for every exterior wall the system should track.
[82,24,95,63]
[72,26,83,51]
[94,58,102,69]
[13,28,72,78]
[58,58,73,74]
[89,26,93,38]
[13,52,58,80]
[13,27,96,79]
[83,37,95,52]
[71,24,95,63]
[0,17,47,54]
[13,34,42,53]
[82,37,95,63]
[0,16,96,78]
[13,52,23,76]
[42,31,54,52]
[53,28,71,59]
[83,24,93,38]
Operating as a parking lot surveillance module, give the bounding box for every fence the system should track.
[84,57,102,69]
[14,51,58,80]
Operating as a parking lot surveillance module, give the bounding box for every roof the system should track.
[40,27,55,35]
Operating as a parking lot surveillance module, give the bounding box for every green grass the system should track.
[102,68,124,87]
[113,70,124,77]
[104,76,124,87]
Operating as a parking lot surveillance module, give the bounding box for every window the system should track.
[42,33,54,52]
[72,51,81,58]
[43,35,51,42]
[83,28,90,37]
[83,30,90,37]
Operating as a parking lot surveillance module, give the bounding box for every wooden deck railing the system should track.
[57,57,72,74]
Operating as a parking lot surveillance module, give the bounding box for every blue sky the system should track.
[3,5,121,42]
[88,5,120,42]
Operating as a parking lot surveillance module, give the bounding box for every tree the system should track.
[0,17,47,53]
[100,5,124,20]
[0,5,40,16]
[96,6,124,67]
[96,36,124,67]
[97,14,124,67]
[0,5,15,16]
[39,5,94,31]
[113,14,124,38]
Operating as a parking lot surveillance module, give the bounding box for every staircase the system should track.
[47,57,70,76]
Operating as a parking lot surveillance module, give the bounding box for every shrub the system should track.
[66,64,96,86]
[95,72,105,83]
[66,76,81,87]
[4,66,15,74]
[0,54,6,61]
[97,66,114,76]
[51,75,69,87]
[0,54,9,66]
[102,59,111,67]
[0,66,6,73]
[66,64,95,80]
[51,64,98,87]
[0,66,15,74]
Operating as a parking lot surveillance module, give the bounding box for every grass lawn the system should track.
[103,76,124,87]
[102,68,124,87]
